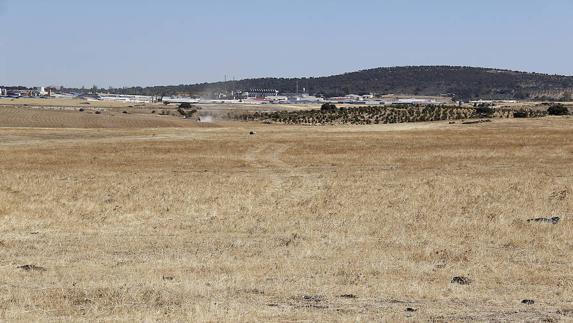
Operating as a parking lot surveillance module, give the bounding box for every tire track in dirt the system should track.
[245,143,324,200]
[245,143,289,189]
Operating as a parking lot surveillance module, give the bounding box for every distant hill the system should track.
[99,66,573,101]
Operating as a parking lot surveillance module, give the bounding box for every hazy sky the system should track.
[0,0,572,87]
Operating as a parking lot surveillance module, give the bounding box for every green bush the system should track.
[320,103,337,112]
[547,104,569,116]
[513,110,528,118]
[179,102,194,109]
[475,105,495,117]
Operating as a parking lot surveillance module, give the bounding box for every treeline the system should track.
[66,66,573,101]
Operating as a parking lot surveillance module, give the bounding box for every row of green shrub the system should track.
[237,104,556,125]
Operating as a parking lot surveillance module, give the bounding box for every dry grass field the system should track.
[0,107,205,129]
[0,98,321,121]
[0,107,572,321]
[0,98,163,109]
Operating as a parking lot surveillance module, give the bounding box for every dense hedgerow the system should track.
[547,104,569,116]
[236,105,546,125]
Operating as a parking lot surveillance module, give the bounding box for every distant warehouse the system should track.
[240,89,279,98]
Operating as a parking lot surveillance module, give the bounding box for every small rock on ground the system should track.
[527,217,560,225]
[339,294,357,299]
[17,265,46,272]
[451,276,472,285]
[522,299,535,305]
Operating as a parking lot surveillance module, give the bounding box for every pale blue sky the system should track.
[0,0,572,87]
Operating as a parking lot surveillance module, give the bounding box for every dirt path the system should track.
[245,142,325,201]
[245,143,291,169]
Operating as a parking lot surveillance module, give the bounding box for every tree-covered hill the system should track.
[86,66,573,101]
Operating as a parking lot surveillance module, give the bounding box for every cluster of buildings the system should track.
[161,89,447,106]
[87,94,155,103]
[194,89,445,105]
[469,99,518,105]
[324,94,444,105]
[0,86,449,106]
[0,87,158,103]
[0,87,52,98]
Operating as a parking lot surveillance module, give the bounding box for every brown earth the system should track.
[0,107,572,321]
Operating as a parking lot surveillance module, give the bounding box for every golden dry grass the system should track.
[0,98,160,109]
[0,111,572,321]
[0,107,220,129]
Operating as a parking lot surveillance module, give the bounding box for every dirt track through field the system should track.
[245,142,326,203]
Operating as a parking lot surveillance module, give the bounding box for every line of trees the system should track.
[62,66,573,101]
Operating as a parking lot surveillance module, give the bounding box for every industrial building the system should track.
[265,95,289,103]
[98,94,154,103]
[32,87,50,97]
[241,89,279,98]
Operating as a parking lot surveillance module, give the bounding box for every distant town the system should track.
[0,86,465,106]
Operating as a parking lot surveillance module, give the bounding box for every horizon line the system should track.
[3,65,572,89]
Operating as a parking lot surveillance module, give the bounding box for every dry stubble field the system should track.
[0,108,572,321]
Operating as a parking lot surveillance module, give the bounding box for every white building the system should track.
[345,94,362,100]
[52,93,75,99]
[396,98,438,104]
[99,94,154,103]
[294,94,325,103]
[469,100,494,105]
[241,89,279,98]
[29,87,50,97]
[265,95,289,103]
[326,94,377,103]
